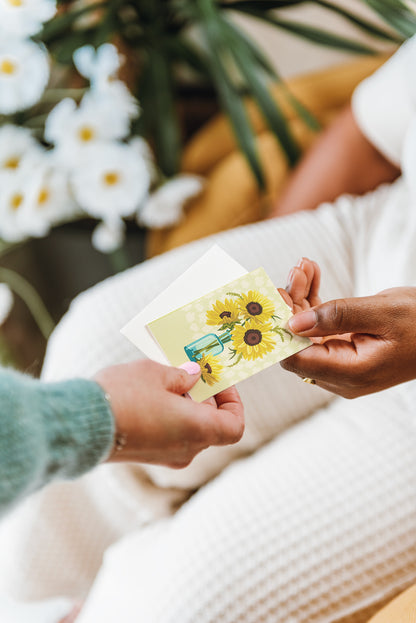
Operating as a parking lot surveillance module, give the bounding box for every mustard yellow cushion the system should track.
[367,584,416,622]
[147,55,387,258]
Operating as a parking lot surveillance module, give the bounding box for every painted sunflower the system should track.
[198,354,223,386]
[239,291,275,324]
[231,320,276,361]
[206,298,240,327]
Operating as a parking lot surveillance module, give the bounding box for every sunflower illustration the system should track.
[238,291,275,324]
[231,320,276,361]
[206,298,240,327]
[198,354,223,386]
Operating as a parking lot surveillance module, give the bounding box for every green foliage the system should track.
[0,333,16,368]
[41,0,415,185]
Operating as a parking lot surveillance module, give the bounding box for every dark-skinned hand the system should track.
[279,258,416,398]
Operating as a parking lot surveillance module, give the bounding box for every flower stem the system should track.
[0,332,17,367]
[0,268,55,340]
[0,241,21,259]
[39,88,87,105]
[24,114,49,129]
[108,247,130,274]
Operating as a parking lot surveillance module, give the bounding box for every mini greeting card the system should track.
[120,245,247,364]
[146,266,311,401]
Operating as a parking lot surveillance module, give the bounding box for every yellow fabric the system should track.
[367,584,416,622]
[147,55,387,258]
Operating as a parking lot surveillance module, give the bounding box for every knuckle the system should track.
[319,298,348,333]
[339,388,361,400]
[179,369,190,385]
[228,425,244,445]
[280,356,300,374]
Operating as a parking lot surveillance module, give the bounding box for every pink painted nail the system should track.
[179,362,201,375]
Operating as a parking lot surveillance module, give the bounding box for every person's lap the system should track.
[1,180,415,620]
[77,385,416,623]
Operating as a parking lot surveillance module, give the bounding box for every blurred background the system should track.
[1,0,413,373]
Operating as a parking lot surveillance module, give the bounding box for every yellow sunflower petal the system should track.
[239,291,275,324]
[231,320,276,361]
[206,298,241,326]
[198,353,223,386]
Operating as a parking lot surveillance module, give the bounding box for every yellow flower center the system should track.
[7,0,23,6]
[38,188,50,206]
[10,193,23,210]
[103,171,120,186]
[0,59,17,75]
[78,126,95,142]
[4,156,20,169]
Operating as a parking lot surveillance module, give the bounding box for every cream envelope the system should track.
[146,266,311,402]
[120,245,247,364]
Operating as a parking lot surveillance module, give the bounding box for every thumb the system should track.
[288,296,388,337]
[164,362,201,394]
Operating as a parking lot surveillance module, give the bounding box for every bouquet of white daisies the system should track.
[0,1,204,255]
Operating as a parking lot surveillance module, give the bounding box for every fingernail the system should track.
[286,268,294,289]
[296,258,303,267]
[179,362,201,375]
[289,310,317,333]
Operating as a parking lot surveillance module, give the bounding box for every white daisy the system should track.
[0,283,13,326]
[0,39,50,114]
[73,43,121,89]
[138,174,204,229]
[96,80,139,121]
[0,0,56,39]
[130,137,158,183]
[0,170,29,242]
[18,157,76,237]
[70,141,150,220]
[0,153,72,242]
[0,124,41,173]
[74,44,139,120]
[45,93,132,167]
[92,219,125,253]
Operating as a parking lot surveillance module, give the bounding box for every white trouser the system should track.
[0,180,415,622]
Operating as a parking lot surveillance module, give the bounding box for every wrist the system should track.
[93,374,129,463]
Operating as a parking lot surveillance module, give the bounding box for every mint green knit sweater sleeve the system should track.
[0,368,115,516]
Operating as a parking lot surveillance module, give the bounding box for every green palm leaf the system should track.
[361,0,416,37]
[231,7,378,54]
[195,0,266,187]
[222,18,301,165]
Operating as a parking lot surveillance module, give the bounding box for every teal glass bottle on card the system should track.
[185,330,232,362]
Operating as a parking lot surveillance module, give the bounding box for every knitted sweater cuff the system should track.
[38,377,115,480]
[0,370,115,514]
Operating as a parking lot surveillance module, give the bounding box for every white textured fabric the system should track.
[0,594,72,623]
[351,34,416,297]
[79,386,416,623]
[0,180,416,623]
[352,34,416,167]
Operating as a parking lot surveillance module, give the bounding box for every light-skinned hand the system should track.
[94,360,244,468]
[280,258,416,398]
